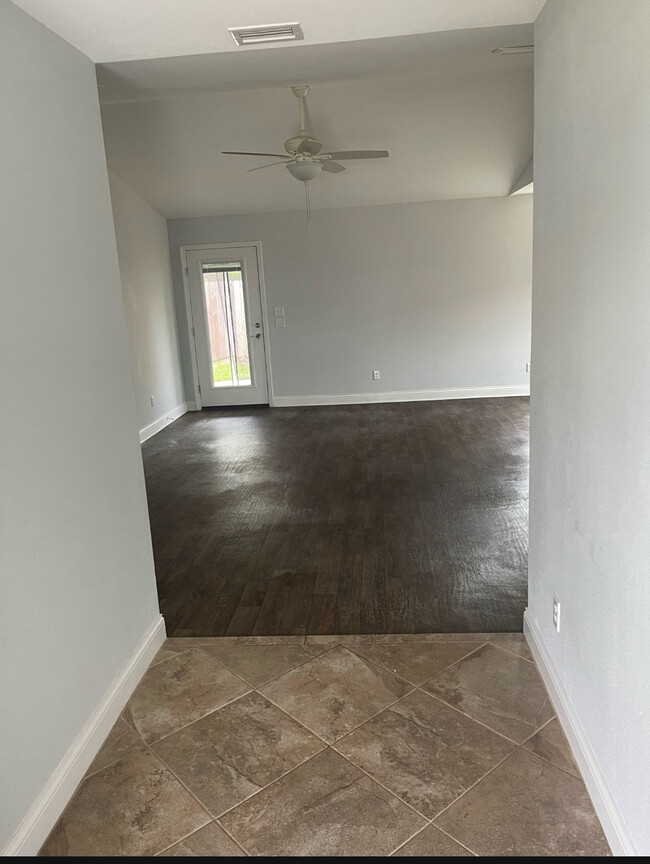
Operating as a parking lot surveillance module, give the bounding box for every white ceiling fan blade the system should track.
[325,150,389,160]
[222,150,288,158]
[298,138,323,156]
[246,160,291,172]
[320,161,346,173]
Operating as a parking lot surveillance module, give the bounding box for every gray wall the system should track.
[168,195,532,403]
[529,0,650,854]
[0,2,160,848]
[109,172,185,432]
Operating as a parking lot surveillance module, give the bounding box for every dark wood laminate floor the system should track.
[142,398,529,636]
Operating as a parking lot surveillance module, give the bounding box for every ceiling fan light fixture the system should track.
[286,161,322,182]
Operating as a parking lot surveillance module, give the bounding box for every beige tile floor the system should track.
[40,634,610,857]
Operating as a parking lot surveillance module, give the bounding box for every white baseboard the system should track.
[272,385,530,408]
[2,615,166,857]
[185,400,198,411]
[524,611,636,856]
[139,402,188,443]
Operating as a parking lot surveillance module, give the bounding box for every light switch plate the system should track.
[274,306,285,317]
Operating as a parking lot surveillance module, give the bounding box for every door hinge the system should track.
[191,326,195,336]
[197,383,201,393]
[185,267,189,277]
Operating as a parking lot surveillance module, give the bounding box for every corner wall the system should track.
[109,172,186,439]
[529,0,650,854]
[167,195,532,405]
[0,2,161,851]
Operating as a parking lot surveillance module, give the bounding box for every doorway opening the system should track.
[183,243,271,407]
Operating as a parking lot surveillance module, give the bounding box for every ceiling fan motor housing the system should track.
[284,135,322,155]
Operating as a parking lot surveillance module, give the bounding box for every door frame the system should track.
[180,241,275,409]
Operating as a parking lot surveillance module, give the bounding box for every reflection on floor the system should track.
[40,635,609,857]
[142,398,529,636]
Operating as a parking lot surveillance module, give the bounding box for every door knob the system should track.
[255,322,261,328]
[255,333,262,339]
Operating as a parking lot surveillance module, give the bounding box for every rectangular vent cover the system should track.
[229,23,304,46]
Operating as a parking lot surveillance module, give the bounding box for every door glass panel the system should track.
[201,263,252,388]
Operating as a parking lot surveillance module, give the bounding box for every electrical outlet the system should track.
[150,395,155,407]
[373,370,381,380]
[553,594,561,632]
[275,317,286,328]
[526,362,531,373]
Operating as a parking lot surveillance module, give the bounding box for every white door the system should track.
[185,245,269,407]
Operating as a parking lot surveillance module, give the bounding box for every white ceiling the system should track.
[97,25,532,103]
[13,0,544,62]
[100,27,533,219]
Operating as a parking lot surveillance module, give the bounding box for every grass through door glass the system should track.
[201,264,251,387]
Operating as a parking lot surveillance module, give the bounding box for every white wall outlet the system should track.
[274,306,285,317]
[275,317,286,328]
[150,395,155,407]
[526,362,530,373]
[373,370,381,380]
[553,594,561,632]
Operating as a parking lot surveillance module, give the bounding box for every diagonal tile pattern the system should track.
[152,692,325,817]
[334,689,515,818]
[422,643,554,742]
[40,635,610,858]
[522,717,580,777]
[435,748,610,856]
[219,748,427,856]
[156,822,245,856]
[84,716,146,777]
[348,641,480,685]
[123,648,250,744]
[200,642,329,687]
[396,824,473,856]
[260,644,412,742]
[40,751,209,856]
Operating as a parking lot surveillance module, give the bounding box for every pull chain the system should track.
[304,181,311,227]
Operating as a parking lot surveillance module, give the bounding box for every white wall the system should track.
[0,1,161,850]
[108,172,185,436]
[529,0,650,854]
[168,195,532,404]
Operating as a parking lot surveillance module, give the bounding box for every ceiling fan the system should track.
[222,85,389,224]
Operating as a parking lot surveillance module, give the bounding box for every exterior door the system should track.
[185,245,269,407]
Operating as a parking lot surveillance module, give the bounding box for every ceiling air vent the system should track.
[229,23,304,46]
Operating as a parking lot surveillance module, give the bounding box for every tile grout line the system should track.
[140,684,255,747]
[388,822,436,857]
[491,640,535,664]
[434,823,480,856]
[345,639,489,687]
[195,641,340,689]
[414,685,524,747]
[143,698,333,840]
[519,733,585,782]
[255,645,418,745]
[414,644,558,747]
[141,741,250,857]
[165,633,525,644]
[331,746,437,825]
[153,820,247,858]
[131,647,256,746]
[428,746,525,828]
